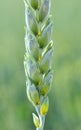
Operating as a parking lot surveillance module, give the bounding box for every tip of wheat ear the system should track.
[24,0,53,129]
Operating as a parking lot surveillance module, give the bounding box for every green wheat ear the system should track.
[24,0,53,130]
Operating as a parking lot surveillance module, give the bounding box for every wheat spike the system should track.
[24,0,53,129]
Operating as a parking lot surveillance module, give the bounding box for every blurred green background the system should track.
[0,0,81,130]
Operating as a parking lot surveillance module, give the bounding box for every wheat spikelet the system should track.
[24,0,53,129]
